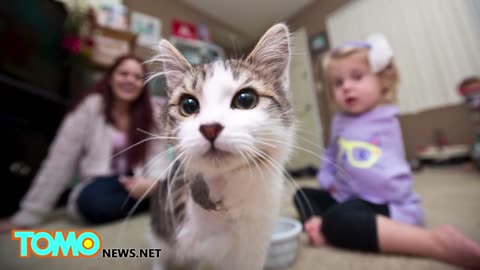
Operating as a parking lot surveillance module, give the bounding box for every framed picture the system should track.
[130,11,162,47]
[309,31,329,55]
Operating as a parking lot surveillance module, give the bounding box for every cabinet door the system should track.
[287,28,324,170]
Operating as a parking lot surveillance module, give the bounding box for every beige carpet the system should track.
[1,166,479,270]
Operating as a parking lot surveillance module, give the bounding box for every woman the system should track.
[0,54,167,230]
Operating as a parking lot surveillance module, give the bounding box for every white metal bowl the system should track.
[264,217,303,270]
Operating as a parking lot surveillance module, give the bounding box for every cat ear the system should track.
[246,23,291,87]
[155,39,192,92]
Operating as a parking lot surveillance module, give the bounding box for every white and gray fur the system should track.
[148,23,295,270]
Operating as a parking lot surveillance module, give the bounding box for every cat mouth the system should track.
[203,148,232,160]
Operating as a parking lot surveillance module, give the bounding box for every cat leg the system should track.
[146,229,172,270]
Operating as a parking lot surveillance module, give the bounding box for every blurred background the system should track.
[0,0,479,269]
[2,0,480,224]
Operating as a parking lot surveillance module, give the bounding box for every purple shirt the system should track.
[317,105,424,226]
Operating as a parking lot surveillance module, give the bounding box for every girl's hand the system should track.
[119,176,158,200]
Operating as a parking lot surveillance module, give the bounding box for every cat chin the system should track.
[186,156,247,176]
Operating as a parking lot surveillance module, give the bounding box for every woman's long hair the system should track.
[68,54,154,169]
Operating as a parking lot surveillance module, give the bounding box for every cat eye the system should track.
[179,95,199,116]
[232,88,258,110]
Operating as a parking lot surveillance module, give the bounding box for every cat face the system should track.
[153,24,295,175]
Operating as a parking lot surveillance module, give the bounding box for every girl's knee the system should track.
[321,209,379,252]
[321,208,346,242]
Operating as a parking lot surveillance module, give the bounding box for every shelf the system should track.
[169,36,225,65]
[0,73,67,105]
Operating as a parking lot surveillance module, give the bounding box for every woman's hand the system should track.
[119,176,159,200]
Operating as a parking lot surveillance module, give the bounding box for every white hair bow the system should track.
[333,33,394,73]
[366,33,394,73]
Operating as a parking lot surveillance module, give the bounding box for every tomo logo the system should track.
[12,230,102,258]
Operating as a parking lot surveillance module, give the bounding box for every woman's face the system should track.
[110,59,144,104]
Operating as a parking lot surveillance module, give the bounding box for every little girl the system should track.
[294,34,480,269]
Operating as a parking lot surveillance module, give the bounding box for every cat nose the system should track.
[199,123,224,143]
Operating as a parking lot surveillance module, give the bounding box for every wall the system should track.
[287,28,324,170]
[288,0,351,38]
[287,0,475,160]
[400,104,475,159]
[287,0,351,147]
[325,0,480,114]
[123,0,249,59]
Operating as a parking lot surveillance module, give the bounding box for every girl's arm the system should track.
[316,141,338,190]
[316,116,339,190]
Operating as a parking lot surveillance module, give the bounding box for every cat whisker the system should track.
[255,137,353,182]
[173,154,193,232]
[251,131,353,179]
[252,128,326,150]
[243,145,305,218]
[115,150,187,245]
[231,131,347,181]
[144,71,171,85]
[137,128,180,140]
[136,151,188,234]
[227,134,278,150]
[143,144,184,180]
[166,154,191,229]
[245,146,315,220]
[278,108,294,117]
[110,136,165,160]
[163,153,187,202]
[243,148,266,180]
[237,150,255,180]
[117,144,182,212]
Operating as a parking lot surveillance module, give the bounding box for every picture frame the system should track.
[309,31,329,55]
[130,11,162,47]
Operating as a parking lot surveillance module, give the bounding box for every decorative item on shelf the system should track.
[90,25,137,68]
[456,76,480,170]
[309,31,330,84]
[62,3,96,99]
[95,2,129,31]
[62,1,137,69]
[62,5,95,61]
[197,22,211,42]
[169,36,224,65]
[309,31,329,56]
[172,19,197,40]
[130,11,162,47]
[60,1,137,98]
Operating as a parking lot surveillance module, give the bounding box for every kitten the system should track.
[148,23,295,270]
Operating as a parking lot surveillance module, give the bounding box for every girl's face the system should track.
[328,53,383,115]
[110,59,144,104]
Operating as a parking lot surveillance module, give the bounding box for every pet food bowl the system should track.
[264,217,302,269]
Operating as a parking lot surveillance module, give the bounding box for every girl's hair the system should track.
[322,45,399,109]
[68,54,154,169]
